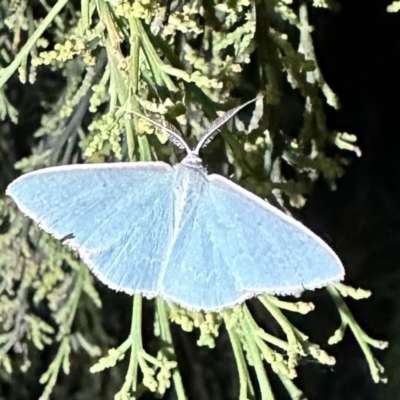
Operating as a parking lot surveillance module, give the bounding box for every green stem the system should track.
[259,296,298,351]
[277,373,305,400]
[126,16,141,161]
[81,0,91,31]
[135,20,176,91]
[37,0,65,35]
[298,2,339,109]
[156,299,187,400]
[66,268,85,330]
[242,304,290,351]
[226,320,255,400]
[242,307,275,400]
[327,286,386,383]
[0,0,69,89]
[38,337,70,400]
[262,294,314,314]
[119,295,143,395]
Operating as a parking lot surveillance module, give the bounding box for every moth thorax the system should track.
[181,153,203,170]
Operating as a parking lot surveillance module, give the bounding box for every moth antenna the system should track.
[160,120,187,150]
[130,109,191,154]
[194,95,262,154]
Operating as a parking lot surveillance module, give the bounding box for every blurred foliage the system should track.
[0,0,387,399]
[387,0,400,12]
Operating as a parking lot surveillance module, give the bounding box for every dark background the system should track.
[302,0,400,398]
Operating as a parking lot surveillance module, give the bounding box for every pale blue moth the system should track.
[6,98,344,311]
